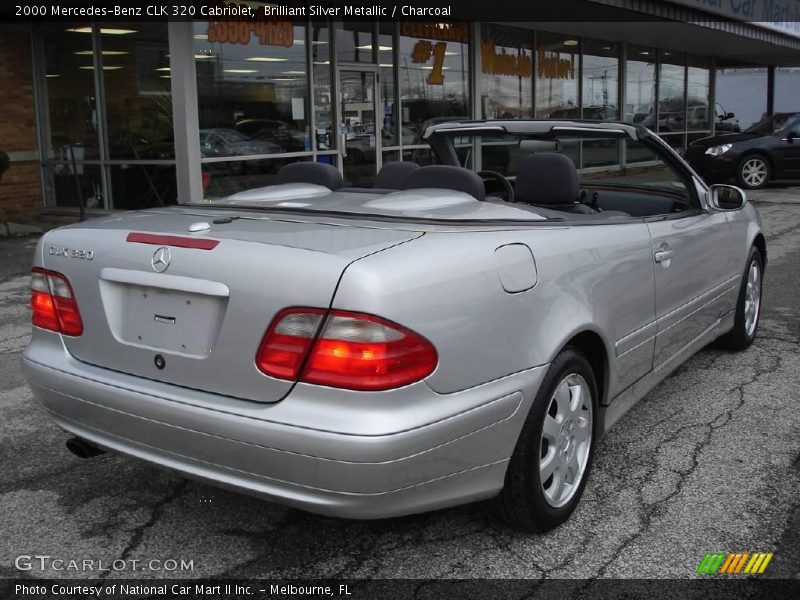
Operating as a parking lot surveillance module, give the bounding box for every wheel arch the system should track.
[752,233,767,268]
[564,330,609,408]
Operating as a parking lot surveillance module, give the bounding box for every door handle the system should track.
[654,249,674,263]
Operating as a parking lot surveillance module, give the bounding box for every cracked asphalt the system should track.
[0,189,799,581]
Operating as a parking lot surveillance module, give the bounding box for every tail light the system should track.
[256,308,437,391]
[30,268,83,336]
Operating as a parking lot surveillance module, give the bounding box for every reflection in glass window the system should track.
[194,19,309,155]
[625,45,656,125]
[582,39,618,119]
[480,25,533,119]
[398,22,470,144]
[535,32,579,118]
[658,51,685,134]
[687,56,710,131]
[101,22,173,160]
[41,25,101,161]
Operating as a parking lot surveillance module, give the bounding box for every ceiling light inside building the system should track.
[74,50,129,56]
[355,45,393,51]
[80,65,123,70]
[564,39,579,46]
[66,27,137,35]
[245,57,288,62]
[224,69,258,73]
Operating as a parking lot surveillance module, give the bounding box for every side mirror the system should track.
[719,112,735,121]
[709,184,746,211]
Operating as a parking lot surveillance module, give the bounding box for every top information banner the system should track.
[4,0,800,36]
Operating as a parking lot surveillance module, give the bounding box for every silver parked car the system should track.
[23,120,765,532]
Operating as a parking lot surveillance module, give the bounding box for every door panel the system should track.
[647,212,739,368]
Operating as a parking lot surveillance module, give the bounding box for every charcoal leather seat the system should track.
[374,161,421,189]
[514,153,629,217]
[275,162,343,190]
[405,165,486,201]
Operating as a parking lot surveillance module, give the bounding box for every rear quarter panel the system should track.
[332,223,657,399]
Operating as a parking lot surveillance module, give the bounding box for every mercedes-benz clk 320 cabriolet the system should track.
[23,120,765,532]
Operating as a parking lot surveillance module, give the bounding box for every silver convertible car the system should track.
[23,120,765,532]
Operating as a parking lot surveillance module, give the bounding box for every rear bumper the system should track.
[22,330,546,519]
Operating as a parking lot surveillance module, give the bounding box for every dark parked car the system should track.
[685,112,800,189]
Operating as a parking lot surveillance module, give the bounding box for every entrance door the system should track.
[338,68,380,187]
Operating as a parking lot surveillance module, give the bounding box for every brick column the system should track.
[0,29,43,222]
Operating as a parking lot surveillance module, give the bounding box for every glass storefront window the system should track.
[101,22,173,160]
[625,45,656,125]
[687,56,711,132]
[336,22,376,63]
[202,156,310,200]
[41,25,101,161]
[109,164,176,209]
[658,51,685,134]
[716,66,767,131]
[582,39,618,119]
[398,22,470,143]
[535,32,580,118]
[195,19,310,156]
[480,25,533,119]
[44,163,103,208]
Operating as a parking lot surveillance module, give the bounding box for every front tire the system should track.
[719,247,763,350]
[736,155,770,189]
[491,347,597,532]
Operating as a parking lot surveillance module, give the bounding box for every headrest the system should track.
[374,161,420,189]
[515,153,579,206]
[405,165,486,201]
[275,162,343,190]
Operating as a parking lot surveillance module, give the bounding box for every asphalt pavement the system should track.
[0,190,798,581]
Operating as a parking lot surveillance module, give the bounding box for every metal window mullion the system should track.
[709,56,716,136]
[168,21,202,204]
[31,27,54,208]
[306,20,315,157]
[682,53,688,150]
[470,21,481,170]
[92,24,112,209]
[579,37,584,168]
[619,41,626,167]
[331,18,342,172]
[394,22,402,158]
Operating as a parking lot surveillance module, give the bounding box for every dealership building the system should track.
[1,0,800,222]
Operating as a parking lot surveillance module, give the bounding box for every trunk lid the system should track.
[43,207,421,403]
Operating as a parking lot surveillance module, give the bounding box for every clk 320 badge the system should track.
[48,246,94,260]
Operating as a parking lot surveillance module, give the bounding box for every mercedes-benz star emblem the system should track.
[151,247,171,273]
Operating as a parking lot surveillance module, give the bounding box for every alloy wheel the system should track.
[744,259,761,337]
[741,158,768,188]
[539,373,593,508]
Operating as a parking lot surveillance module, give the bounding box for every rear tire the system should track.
[736,155,770,189]
[719,246,763,351]
[490,347,597,532]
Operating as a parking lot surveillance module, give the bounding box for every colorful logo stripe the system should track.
[697,552,773,575]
